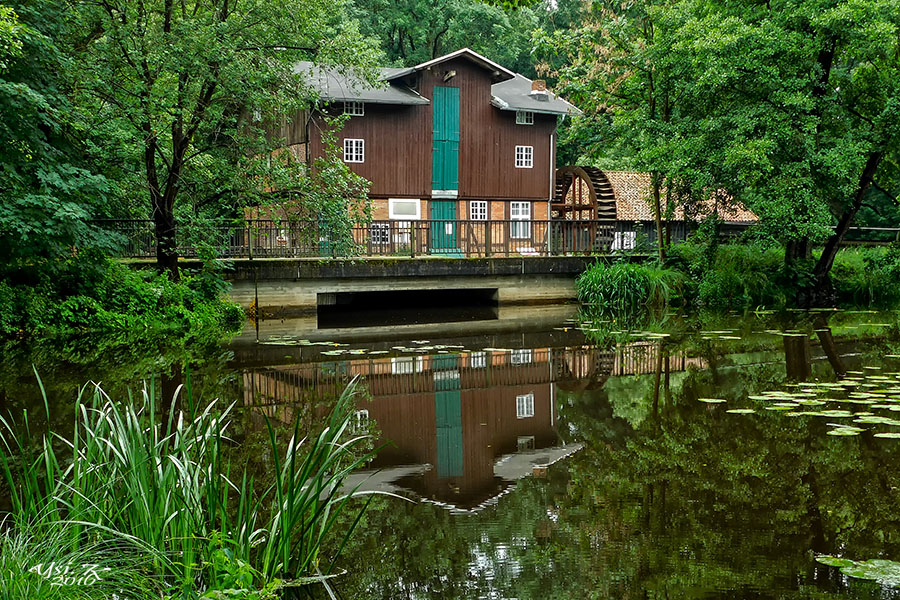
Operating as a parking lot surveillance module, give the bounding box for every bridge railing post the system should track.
[410,222,416,258]
[485,221,492,257]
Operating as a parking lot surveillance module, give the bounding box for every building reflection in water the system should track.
[241,341,702,512]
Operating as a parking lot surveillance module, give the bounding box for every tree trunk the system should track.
[153,198,179,281]
[650,171,665,262]
[809,150,883,304]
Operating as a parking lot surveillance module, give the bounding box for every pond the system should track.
[3,306,900,598]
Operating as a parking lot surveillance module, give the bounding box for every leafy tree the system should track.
[65,0,380,278]
[0,1,110,266]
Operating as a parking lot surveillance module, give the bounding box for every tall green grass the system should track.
[0,375,379,598]
[576,260,684,316]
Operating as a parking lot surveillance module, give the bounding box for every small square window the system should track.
[470,200,488,221]
[469,351,488,368]
[516,110,534,125]
[515,145,533,168]
[344,101,364,116]
[371,223,390,245]
[613,231,637,250]
[392,356,424,374]
[516,393,535,419]
[343,138,364,163]
[517,436,535,451]
[510,349,533,365]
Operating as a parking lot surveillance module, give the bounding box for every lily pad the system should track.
[827,427,864,436]
[726,408,755,414]
[816,555,856,568]
[698,398,727,404]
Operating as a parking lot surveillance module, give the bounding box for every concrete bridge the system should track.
[207,254,637,317]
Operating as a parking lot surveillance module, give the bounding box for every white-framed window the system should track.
[510,349,533,365]
[469,351,488,369]
[510,201,531,239]
[469,200,488,221]
[515,145,533,168]
[612,231,637,250]
[517,436,535,451]
[371,223,390,245]
[516,110,534,125]
[343,138,364,163]
[391,356,425,374]
[343,101,364,116]
[352,409,369,433]
[516,393,535,419]
[388,198,421,220]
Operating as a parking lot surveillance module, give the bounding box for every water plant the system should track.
[0,374,379,597]
[576,260,684,316]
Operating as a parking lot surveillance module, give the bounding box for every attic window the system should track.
[343,101,364,116]
[516,110,534,125]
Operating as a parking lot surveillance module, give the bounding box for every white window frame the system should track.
[391,356,425,375]
[517,436,535,451]
[469,200,488,221]
[510,201,531,239]
[388,198,421,220]
[343,101,364,116]
[352,409,369,434]
[343,138,364,163]
[370,222,390,246]
[516,393,535,419]
[469,351,488,369]
[515,145,533,169]
[510,349,533,365]
[612,231,637,250]
[516,110,534,125]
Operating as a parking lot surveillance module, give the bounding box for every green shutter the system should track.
[432,86,459,191]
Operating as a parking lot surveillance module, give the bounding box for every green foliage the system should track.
[831,246,900,307]
[0,521,161,600]
[0,256,243,338]
[576,260,684,316]
[0,379,379,597]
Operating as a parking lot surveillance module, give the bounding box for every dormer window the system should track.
[516,110,534,125]
[343,101,364,116]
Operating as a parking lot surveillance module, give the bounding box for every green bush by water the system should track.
[0,378,379,598]
[0,254,243,338]
[576,260,684,316]
[577,243,900,313]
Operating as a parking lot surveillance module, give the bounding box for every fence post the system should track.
[410,222,416,258]
[485,221,492,257]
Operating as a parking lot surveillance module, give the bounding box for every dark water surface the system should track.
[4,306,900,598]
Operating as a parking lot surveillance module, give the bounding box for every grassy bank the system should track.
[0,254,243,338]
[0,380,378,599]
[577,243,900,313]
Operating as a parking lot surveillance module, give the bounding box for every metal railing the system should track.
[95,219,624,259]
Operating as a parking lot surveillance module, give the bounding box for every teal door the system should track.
[433,355,463,478]
[432,86,459,192]
[430,200,458,251]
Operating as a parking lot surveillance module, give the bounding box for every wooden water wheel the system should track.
[551,166,617,221]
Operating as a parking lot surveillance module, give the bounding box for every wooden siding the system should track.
[307,58,557,202]
[309,103,430,198]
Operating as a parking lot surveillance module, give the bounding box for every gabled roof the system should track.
[604,170,758,223]
[383,47,516,83]
[492,74,582,117]
[293,62,429,106]
[294,49,582,116]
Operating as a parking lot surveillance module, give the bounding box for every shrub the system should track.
[576,260,684,315]
[832,246,900,308]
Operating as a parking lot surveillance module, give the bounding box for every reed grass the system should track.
[576,260,684,316]
[0,374,379,598]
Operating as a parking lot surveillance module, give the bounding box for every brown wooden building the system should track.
[271,48,580,253]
